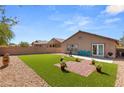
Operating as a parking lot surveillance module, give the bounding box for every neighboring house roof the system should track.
[48,38,65,43]
[119,41,124,45]
[117,41,124,48]
[32,40,48,45]
[9,43,17,46]
[63,30,119,44]
[9,43,16,45]
[53,38,65,43]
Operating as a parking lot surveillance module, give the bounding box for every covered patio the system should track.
[116,47,124,58]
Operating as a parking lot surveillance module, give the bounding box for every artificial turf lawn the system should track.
[19,54,117,87]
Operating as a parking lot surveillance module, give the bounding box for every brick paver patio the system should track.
[0,56,49,87]
[54,60,96,77]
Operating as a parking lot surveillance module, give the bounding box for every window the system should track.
[98,45,104,55]
[93,45,97,55]
[92,44,104,57]
[71,44,74,47]
[67,44,78,51]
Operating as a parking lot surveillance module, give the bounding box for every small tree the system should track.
[0,6,18,45]
[19,41,29,47]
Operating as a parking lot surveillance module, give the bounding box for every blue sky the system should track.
[5,5,124,44]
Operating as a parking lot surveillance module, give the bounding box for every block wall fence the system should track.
[0,46,63,55]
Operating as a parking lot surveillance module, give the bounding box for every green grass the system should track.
[19,54,117,87]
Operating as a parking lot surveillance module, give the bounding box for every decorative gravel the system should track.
[114,58,124,87]
[54,60,96,77]
[0,56,49,87]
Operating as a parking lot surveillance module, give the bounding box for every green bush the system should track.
[19,41,29,47]
[96,64,102,73]
[75,58,80,62]
[60,62,67,71]
[92,60,96,65]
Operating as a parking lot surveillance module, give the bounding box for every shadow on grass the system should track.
[0,65,8,70]
[98,71,110,76]
[61,69,70,73]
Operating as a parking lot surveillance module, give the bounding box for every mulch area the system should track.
[54,60,96,77]
[0,56,49,87]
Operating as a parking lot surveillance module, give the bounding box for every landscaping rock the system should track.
[0,56,49,87]
[114,58,124,87]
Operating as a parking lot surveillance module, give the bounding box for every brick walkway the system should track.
[0,56,49,87]
[114,58,124,87]
[55,60,96,77]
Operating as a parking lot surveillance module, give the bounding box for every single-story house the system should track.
[32,38,64,48]
[62,31,119,58]
[9,43,17,47]
[48,38,64,48]
[32,40,48,47]
[1,30,123,58]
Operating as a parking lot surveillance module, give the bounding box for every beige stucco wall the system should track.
[0,46,62,55]
[62,32,117,58]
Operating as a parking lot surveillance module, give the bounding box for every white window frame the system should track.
[92,44,104,57]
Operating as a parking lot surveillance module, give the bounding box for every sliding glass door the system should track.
[92,44,104,57]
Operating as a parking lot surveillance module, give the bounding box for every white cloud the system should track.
[62,16,92,31]
[63,20,74,25]
[64,16,90,26]
[49,14,66,22]
[104,18,120,24]
[103,5,124,15]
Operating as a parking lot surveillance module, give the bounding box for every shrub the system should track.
[92,60,96,65]
[108,52,113,57]
[96,64,102,73]
[75,58,80,62]
[60,56,64,62]
[19,41,29,47]
[60,62,67,71]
